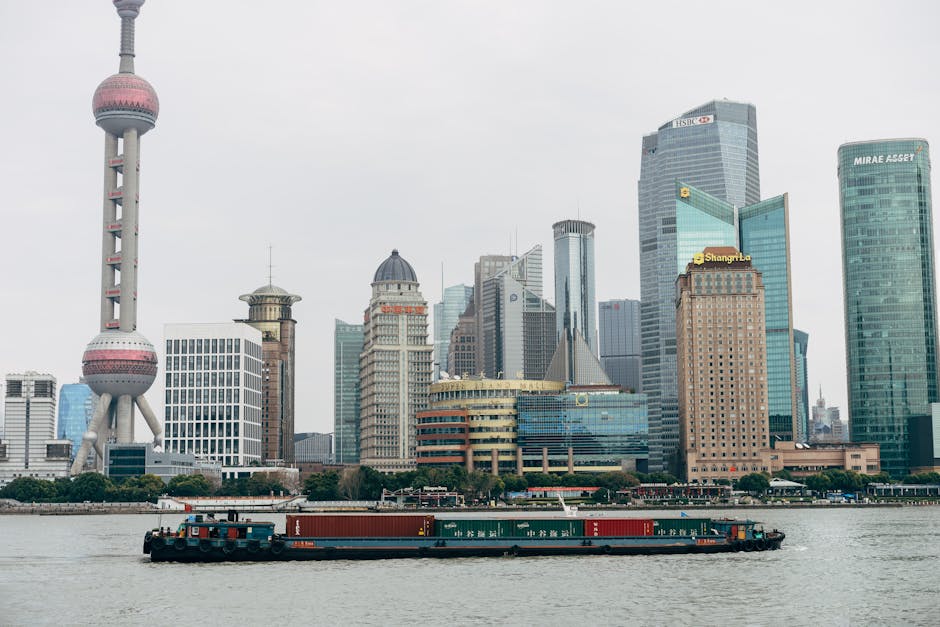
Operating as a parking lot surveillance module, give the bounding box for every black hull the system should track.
[148,534,785,563]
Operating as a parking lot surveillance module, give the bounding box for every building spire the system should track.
[113,1,145,73]
[268,244,274,286]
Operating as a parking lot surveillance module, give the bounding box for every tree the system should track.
[0,476,58,502]
[772,469,794,481]
[69,472,113,502]
[500,474,528,494]
[595,472,641,491]
[119,474,166,501]
[643,472,679,485]
[217,477,249,496]
[166,473,213,497]
[736,473,770,495]
[305,471,341,501]
[525,473,561,487]
[803,473,831,495]
[247,471,287,496]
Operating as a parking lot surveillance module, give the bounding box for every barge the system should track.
[144,512,785,562]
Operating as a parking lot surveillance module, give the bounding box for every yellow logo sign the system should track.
[679,187,691,198]
[693,252,705,265]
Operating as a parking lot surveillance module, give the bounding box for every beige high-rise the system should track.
[676,247,773,484]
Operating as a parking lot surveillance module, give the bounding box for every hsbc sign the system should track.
[672,114,715,128]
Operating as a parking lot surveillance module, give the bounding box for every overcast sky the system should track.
[2,1,939,437]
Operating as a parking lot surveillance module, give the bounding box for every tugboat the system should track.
[144,511,785,562]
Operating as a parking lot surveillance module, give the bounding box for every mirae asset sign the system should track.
[853,153,917,165]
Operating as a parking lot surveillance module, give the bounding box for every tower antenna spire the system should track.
[268,244,274,286]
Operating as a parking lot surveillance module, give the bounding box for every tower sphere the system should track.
[82,330,158,397]
[93,73,159,135]
[113,0,145,18]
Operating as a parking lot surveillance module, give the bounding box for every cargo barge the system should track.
[144,512,785,562]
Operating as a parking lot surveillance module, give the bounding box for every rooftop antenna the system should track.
[268,244,274,286]
[441,261,444,301]
[515,226,518,257]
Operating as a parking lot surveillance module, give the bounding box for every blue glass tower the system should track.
[57,383,96,461]
[434,284,473,380]
[839,139,937,477]
[793,329,810,442]
[739,194,798,443]
[639,100,760,472]
[334,319,364,464]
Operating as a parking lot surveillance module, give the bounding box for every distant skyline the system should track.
[1,1,939,436]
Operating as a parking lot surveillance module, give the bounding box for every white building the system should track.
[0,372,71,488]
[163,323,264,467]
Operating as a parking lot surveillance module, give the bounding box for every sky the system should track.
[1,1,939,437]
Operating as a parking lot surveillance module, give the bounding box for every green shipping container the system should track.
[652,518,712,536]
[510,519,584,538]
[435,519,509,538]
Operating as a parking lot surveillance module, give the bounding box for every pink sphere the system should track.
[82,330,158,397]
[93,73,159,135]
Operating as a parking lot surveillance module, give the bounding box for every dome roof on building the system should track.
[239,283,302,304]
[373,249,417,283]
[93,73,160,119]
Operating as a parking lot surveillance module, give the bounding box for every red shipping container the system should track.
[585,518,654,537]
[286,514,435,538]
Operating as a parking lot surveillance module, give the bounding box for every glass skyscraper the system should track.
[334,319,364,464]
[838,138,937,477]
[639,100,760,472]
[598,299,641,393]
[739,194,798,444]
[57,383,96,461]
[433,284,473,380]
[793,329,809,442]
[553,220,598,354]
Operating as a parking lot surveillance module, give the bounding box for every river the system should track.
[1,506,938,626]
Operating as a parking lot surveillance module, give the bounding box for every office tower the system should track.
[294,432,333,464]
[739,194,798,443]
[839,139,937,477]
[481,246,555,380]
[334,319,364,464]
[1,372,71,486]
[639,100,760,473]
[599,299,642,392]
[516,388,648,474]
[676,247,773,483]
[810,389,845,444]
[359,250,433,472]
[793,329,810,442]
[57,383,96,462]
[73,0,163,474]
[434,285,473,379]
[447,308,477,379]
[553,220,598,353]
[163,323,264,467]
[237,281,301,464]
[473,255,514,375]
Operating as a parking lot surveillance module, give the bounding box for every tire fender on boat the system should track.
[198,539,212,553]
[174,537,187,551]
[270,539,286,556]
[602,545,612,555]
[744,539,756,551]
[150,535,164,550]
[222,539,236,555]
[247,539,260,553]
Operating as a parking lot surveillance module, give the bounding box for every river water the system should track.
[1,506,938,626]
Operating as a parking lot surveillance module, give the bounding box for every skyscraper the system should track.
[838,139,937,477]
[434,285,473,379]
[237,282,302,464]
[676,247,772,483]
[359,250,433,472]
[1,372,71,487]
[473,254,514,375]
[793,329,810,442]
[639,100,760,472]
[334,319,364,464]
[553,220,598,353]
[739,194,798,443]
[57,383,96,463]
[72,0,164,474]
[599,299,641,393]
[162,323,264,467]
[481,246,555,380]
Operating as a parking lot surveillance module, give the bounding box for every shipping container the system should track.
[509,519,583,538]
[286,514,435,538]
[585,518,654,537]
[651,518,712,536]
[435,519,509,539]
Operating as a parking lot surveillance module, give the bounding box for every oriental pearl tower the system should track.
[71,0,162,474]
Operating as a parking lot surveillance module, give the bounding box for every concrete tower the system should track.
[72,1,162,474]
[238,282,302,465]
[359,250,433,472]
